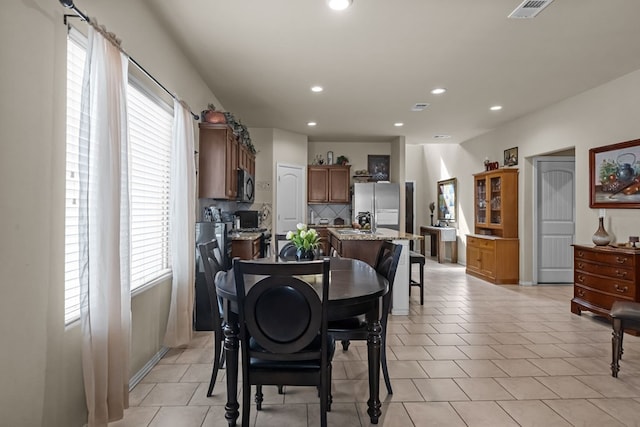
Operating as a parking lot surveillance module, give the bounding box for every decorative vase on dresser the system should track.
[592,216,611,246]
[571,244,640,333]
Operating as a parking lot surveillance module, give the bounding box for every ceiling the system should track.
[144,0,640,144]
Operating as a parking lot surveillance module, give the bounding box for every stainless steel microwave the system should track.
[237,168,255,203]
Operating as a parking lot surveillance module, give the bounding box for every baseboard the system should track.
[129,346,169,390]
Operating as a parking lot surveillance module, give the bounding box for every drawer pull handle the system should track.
[615,270,628,278]
[577,289,585,297]
[615,284,628,293]
[577,275,585,283]
[577,251,584,257]
[577,262,584,269]
[616,257,628,264]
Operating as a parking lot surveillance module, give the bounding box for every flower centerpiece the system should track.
[286,223,320,260]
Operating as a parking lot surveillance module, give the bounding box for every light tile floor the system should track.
[110,258,640,426]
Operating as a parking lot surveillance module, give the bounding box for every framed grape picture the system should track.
[589,138,640,208]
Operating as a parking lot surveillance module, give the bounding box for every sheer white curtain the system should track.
[164,99,196,347]
[78,26,131,426]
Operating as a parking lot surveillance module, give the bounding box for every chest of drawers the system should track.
[571,244,640,318]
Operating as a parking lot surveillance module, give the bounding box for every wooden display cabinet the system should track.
[473,168,518,237]
[466,168,519,284]
[307,165,351,204]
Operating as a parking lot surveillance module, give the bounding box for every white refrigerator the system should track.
[352,182,400,230]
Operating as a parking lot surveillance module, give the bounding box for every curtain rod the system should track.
[60,0,200,121]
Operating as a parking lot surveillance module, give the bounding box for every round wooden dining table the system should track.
[215,256,389,425]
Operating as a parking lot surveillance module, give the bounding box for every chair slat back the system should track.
[198,240,224,325]
[375,241,403,318]
[233,259,331,360]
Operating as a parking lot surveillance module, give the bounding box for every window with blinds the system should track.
[64,29,173,324]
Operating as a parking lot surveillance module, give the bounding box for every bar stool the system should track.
[409,250,425,305]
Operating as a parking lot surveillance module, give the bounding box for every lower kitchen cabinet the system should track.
[571,244,640,318]
[466,235,519,284]
[231,236,261,260]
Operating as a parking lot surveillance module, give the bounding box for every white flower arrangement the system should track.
[286,223,320,251]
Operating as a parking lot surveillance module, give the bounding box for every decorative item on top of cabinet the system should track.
[571,245,640,333]
[201,103,226,124]
[307,164,351,204]
[466,168,519,284]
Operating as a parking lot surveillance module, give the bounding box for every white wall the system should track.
[0,1,218,425]
[410,69,640,282]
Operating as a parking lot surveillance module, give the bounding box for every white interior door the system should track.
[276,163,305,234]
[536,157,575,283]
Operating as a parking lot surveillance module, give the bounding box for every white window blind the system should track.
[64,29,173,324]
[128,82,172,289]
[64,29,86,324]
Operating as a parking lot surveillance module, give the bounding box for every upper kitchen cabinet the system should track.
[473,168,518,237]
[238,142,255,177]
[199,123,254,200]
[308,165,351,204]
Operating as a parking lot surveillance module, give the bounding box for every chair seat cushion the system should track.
[409,250,425,263]
[611,301,640,321]
[249,334,335,369]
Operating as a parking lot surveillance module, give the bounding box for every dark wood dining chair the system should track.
[233,258,334,427]
[327,241,402,394]
[198,240,226,397]
[610,300,640,377]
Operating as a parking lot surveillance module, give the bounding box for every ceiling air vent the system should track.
[411,103,430,112]
[508,0,554,19]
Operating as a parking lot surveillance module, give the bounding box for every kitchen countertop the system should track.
[307,223,351,229]
[229,231,262,241]
[328,227,422,241]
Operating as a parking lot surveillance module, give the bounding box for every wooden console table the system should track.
[420,225,458,264]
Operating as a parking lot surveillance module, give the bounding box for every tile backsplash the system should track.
[308,204,351,225]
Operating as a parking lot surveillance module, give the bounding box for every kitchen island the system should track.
[328,227,422,315]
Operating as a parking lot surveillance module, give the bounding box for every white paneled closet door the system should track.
[275,163,305,234]
[537,157,575,283]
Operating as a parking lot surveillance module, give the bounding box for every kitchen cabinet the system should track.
[232,235,261,260]
[571,245,640,321]
[238,143,255,176]
[308,165,351,204]
[466,168,519,284]
[198,123,255,200]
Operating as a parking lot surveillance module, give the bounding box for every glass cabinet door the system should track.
[489,176,502,225]
[475,178,487,224]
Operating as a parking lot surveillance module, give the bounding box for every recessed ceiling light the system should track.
[431,88,447,95]
[433,134,451,139]
[490,105,503,111]
[311,86,323,93]
[328,0,352,10]
[307,122,317,126]
[394,122,404,127]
